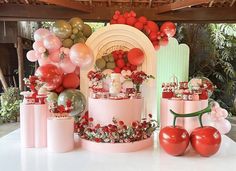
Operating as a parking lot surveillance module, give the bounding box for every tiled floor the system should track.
[0,119,236,142]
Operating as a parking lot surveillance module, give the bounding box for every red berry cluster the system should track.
[87,70,104,81]
[130,71,149,85]
[112,50,137,73]
[110,10,169,50]
[76,112,158,143]
[49,99,72,115]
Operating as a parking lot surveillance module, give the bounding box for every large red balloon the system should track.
[160,22,176,37]
[35,64,63,91]
[62,73,80,89]
[127,48,145,66]
[146,21,159,33]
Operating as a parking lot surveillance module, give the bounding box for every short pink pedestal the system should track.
[79,137,153,153]
[89,98,143,125]
[47,117,74,153]
[20,103,35,148]
[34,104,48,148]
[160,99,208,133]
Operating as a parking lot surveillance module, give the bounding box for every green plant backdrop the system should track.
[176,23,236,116]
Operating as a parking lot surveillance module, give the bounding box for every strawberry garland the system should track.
[110,10,176,50]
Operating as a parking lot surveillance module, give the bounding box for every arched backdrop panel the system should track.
[82,24,157,119]
[156,38,190,121]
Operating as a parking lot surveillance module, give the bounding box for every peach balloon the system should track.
[69,43,94,69]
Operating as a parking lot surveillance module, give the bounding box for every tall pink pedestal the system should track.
[184,101,202,133]
[160,99,208,133]
[34,104,48,148]
[47,117,74,153]
[160,99,184,128]
[20,103,35,148]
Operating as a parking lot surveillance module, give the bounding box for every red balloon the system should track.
[138,16,147,24]
[128,48,144,66]
[134,22,144,30]
[149,32,157,41]
[126,17,137,26]
[146,21,159,33]
[62,73,80,89]
[160,21,176,37]
[159,37,169,46]
[35,64,63,91]
[117,15,126,24]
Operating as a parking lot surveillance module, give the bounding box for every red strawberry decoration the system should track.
[146,21,159,32]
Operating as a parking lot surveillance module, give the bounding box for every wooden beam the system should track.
[0,67,8,91]
[230,0,236,7]
[157,0,211,14]
[16,37,24,91]
[0,4,236,23]
[38,0,92,13]
[209,0,214,7]
[149,0,153,8]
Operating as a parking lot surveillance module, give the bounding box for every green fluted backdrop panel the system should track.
[156,38,190,121]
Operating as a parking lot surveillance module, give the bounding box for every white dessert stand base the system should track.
[79,137,153,153]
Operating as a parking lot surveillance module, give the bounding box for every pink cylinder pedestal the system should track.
[20,103,35,148]
[47,117,74,153]
[34,104,48,148]
[160,99,184,128]
[184,101,202,133]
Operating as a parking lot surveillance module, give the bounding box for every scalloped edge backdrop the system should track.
[156,38,190,121]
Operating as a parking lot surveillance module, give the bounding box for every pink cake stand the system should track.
[79,137,153,153]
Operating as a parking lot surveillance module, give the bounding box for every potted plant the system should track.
[0,87,21,123]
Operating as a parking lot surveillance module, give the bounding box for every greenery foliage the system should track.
[176,24,236,115]
[0,87,21,122]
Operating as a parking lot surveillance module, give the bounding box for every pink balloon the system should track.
[74,66,80,75]
[33,41,46,53]
[59,57,76,73]
[210,119,231,134]
[43,35,62,51]
[26,50,38,62]
[221,109,228,118]
[49,50,61,63]
[69,43,94,69]
[38,54,53,66]
[34,28,51,41]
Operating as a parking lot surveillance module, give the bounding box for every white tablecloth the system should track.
[0,129,236,171]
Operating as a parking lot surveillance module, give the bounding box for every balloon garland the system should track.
[25,17,92,116]
[110,10,176,50]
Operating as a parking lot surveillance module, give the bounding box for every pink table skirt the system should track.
[160,99,208,133]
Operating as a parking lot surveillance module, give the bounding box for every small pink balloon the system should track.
[59,57,76,73]
[74,67,80,75]
[221,109,228,118]
[38,55,53,66]
[69,43,94,69]
[33,41,46,53]
[210,119,231,134]
[49,50,61,63]
[43,35,62,51]
[26,50,38,62]
[34,28,51,41]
